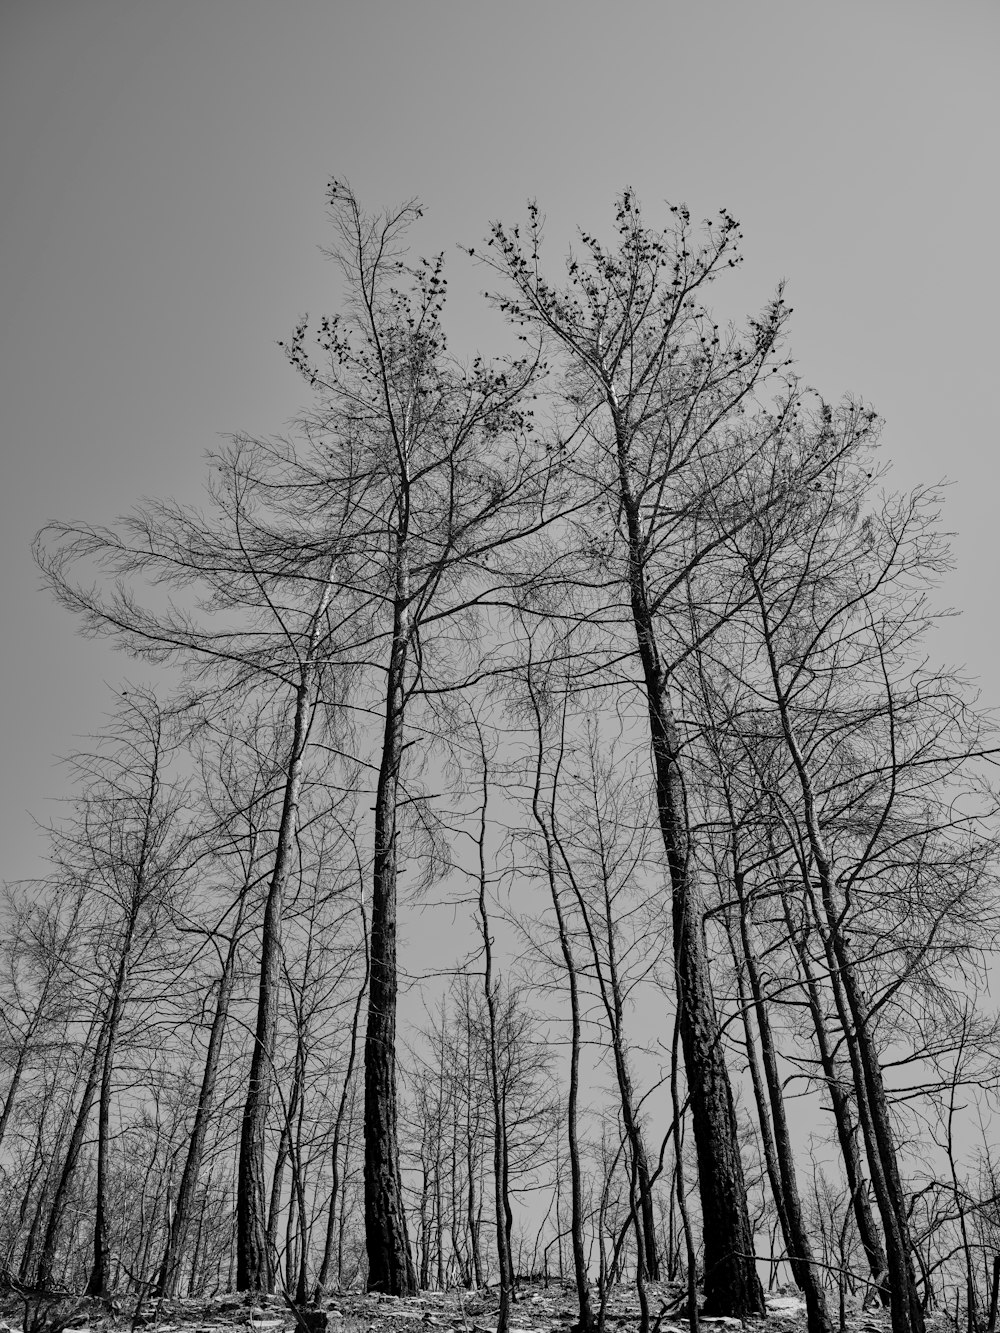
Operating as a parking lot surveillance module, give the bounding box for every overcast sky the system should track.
[2,0,998,886]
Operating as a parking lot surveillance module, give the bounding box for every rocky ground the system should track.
[0,1281,945,1333]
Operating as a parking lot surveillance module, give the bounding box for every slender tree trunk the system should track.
[669,1014,699,1333]
[729,928,790,1269]
[1,890,85,1156]
[567,845,658,1294]
[476,797,513,1331]
[266,1113,293,1291]
[238,576,332,1292]
[499,1096,515,1294]
[158,877,253,1295]
[364,580,417,1295]
[553,916,596,1331]
[237,763,295,1290]
[465,1028,484,1289]
[823,914,923,1333]
[589,796,660,1285]
[189,1188,209,1297]
[36,999,113,1286]
[435,1158,445,1291]
[292,1158,310,1306]
[527,688,595,1332]
[468,727,516,1314]
[734,879,832,1333]
[603,948,658,1284]
[86,1032,116,1297]
[759,600,924,1333]
[2,1089,62,1296]
[783,896,889,1299]
[610,400,763,1317]
[0,1027,35,1155]
[317,903,368,1293]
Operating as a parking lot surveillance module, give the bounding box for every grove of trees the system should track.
[4,183,1000,1333]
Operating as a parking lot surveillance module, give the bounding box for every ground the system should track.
[0,1280,930,1333]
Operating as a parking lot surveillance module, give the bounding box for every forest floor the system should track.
[0,1281,950,1333]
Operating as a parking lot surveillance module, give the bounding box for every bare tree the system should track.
[28,692,191,1294]
[481,193,802,1315]
[283,180,551,1292]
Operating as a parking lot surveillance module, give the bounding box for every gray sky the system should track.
[2,0,998,885]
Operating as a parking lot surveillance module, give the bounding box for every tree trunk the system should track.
[317,904,368,1293]
[479,841,513,1330]
[159,878,252,1295]
[36,997,113,1287]
[729,928,791,1272]
[763,625,924,1333]
[528,689,595,1332]
[611,400,763,1317]
[784,896,889,1299]
[236,738,300,1290]
[465,1027,485,1289]
[823,911,924,1333]
[238,579,332,1292]
[0,1027,35,1155]
[364,587,417,1295]
[749,560,924,1333]
[86,1033,116,1297]
[266,1113,292,1291]
[735,881,832,1333]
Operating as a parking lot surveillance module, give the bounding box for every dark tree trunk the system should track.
[557,925,597,1329]
[784,897,889,1299]
[0,1029,34,1155]
[571,856,660,1291]
[822,909,924,1333]
[317,908,368,1293]
[236,760,296,1291]
[158,880,251,1296]
[364,593,417,1295]
[237,583,330,1291]
[266,1110,293,1291]
[480,874,513,1330]
[731,935,790,1267]
[615,430,762,1315]
[37,999,114,1287]
[473,731,515,1326]
[602,394,762,1318]
[1,891,85,1156]
[753,570,924,1333]
[464,1015,485,1289]
[528,686,595,1332]
[766,657,924,1333]
[604,962,659,1285]
[735,882,832,1333]
[86,1034,116,1297]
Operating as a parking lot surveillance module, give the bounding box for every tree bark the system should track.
[86,1032,116,1297]
[613,403,762,1316]
[783,895,889,1299]
[317,900,368,1294]
[364,585,417,1295]
[477,797,513,1330]
[158,877,253,1296]
[237,577,332,1292]
[527,687,595,1332]
[734,879,832,1333]
[759,599,925,1333]
[36,1013,110,1286]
